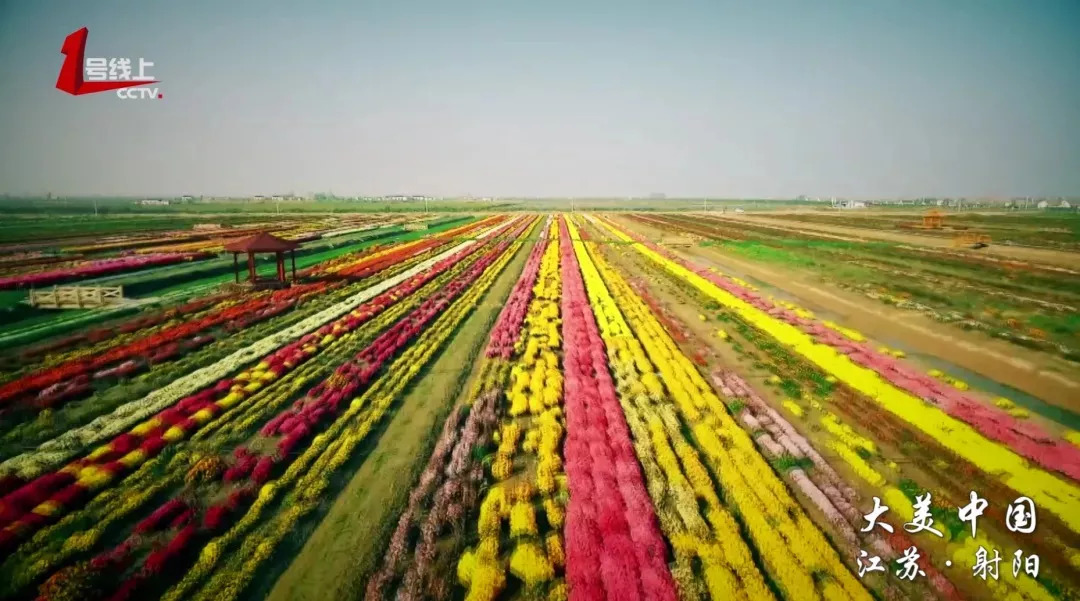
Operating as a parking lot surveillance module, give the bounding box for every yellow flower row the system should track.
[827,440,886,488]
[572,217,870,601]
[781,399,805,417]
[593,215,1080,536]
[459,235,567,601]
[492,422,522,480]
[535,409,563,495]
[567,221,773,600]
[820,413,877,455]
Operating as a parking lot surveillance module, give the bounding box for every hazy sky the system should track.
[1,0,1078,198]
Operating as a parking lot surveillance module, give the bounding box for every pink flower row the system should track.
[0,252,211,289]
[484,231,549,358]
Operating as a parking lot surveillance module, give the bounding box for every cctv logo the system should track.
[116,88,163,100]
[56,27,164,100]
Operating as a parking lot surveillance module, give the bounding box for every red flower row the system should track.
[557,219,677,601]
[309,217,504,280]
[0,282,331,411]
[22,295,228,362]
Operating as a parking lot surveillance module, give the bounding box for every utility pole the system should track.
[703,198,708,212]
[93,198,98,216]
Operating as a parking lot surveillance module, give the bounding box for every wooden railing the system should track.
[29,285,125,309]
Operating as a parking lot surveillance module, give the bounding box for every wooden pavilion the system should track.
[922,209,944,229]
[224,232,300,288]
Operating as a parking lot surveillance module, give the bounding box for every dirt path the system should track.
[264,236,530,601]
[611,215,1080,414]
[703,212,1080,269]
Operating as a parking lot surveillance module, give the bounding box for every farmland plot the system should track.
[0,212,1076,601]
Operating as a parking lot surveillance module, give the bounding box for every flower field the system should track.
[0,212,1076,601]
[0,253,215,290]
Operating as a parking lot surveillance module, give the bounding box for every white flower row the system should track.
[0,234,491,481]
[320,225,380,239]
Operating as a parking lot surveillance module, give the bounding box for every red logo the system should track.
[56,27,159,96]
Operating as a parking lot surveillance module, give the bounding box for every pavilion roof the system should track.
[223,231,300,252]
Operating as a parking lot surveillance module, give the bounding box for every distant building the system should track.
[180,195,195,202]
[649,193,667,200]
[137,199,169,206]
[1061,200,1073,209]
[835,200,866,210]
[381,195,432,202]
[1037,201,1049,209]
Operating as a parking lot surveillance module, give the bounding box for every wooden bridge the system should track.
[28,285,126,309]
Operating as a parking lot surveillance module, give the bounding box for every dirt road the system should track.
[612,214,1080,414]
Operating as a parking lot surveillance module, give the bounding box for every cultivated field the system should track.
[0,210,1077,601]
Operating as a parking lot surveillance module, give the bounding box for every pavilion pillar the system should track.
[223,233,302,287]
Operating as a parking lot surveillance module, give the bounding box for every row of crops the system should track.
[629,213,1080,363]
[0,213,1075,601]
[0,214,464,351]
